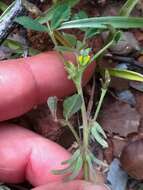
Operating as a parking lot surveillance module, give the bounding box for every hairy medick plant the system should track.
[49,48,110,181]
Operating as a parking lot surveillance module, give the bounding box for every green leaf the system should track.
[108,68,143,82]
[3,39,23,50]
[89,151,107,167]
[65,155,83,181]
[91,121,108,148]
[59,16,143,30]
[85,28,100,39]
[47,96,58,119]
[63,94,82,119]
[62,149,80,165]
[76,40,85,50]
[28,48,40,55]
[52,164,74,175]
[64,0,80,7]
[94,121,107,139]
[55,46,76,52]
[15,16,49,32]
[2,39,39,56]
[36,3,71,27]
[72,10,88,32]
[36,6,55,24]
[12,47,39,56]
[51,4,71,30]
[52,148,82,178]
[73,11,88,20]
[119,0,139,16]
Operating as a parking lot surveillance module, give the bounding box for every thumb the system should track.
[32,180,108,190]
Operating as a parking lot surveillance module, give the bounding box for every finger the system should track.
[0,124,70,186]
[0,52,96,121]
[32,180,108,190]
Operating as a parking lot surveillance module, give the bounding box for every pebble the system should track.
[102,32,140,55]
[117,90,136,106]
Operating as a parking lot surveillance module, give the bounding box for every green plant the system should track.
[1,0,143,182]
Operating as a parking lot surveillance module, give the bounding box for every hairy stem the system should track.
[76,79,89,181]
[54,31,73,47]
[66,120,81,146]
[47,22,58,48]
[83,160,90,181]
[91,38,115,62]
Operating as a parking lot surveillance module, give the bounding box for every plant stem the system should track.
[91,39,114,62]
[46,24,74,63]
[76,79,89,181]
[47,23,73,48]
[46,23,68,63]
[54,31,73,47]
[47,22,58,48]
[66,120,81,146]
[77,83,88,148]
[83,160,90,181]
[119,0,139,16]
[93,88,107,121]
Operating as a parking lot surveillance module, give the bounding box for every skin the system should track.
[0,124,108,190]
[32,180,108,190]
[0,51,96,121]
[0,123,71,186]
[0,51,107,189]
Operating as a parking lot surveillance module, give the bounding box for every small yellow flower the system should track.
[78,55,90,66]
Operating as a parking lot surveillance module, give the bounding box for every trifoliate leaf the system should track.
[63,94,82,119]
[91,121,108,148]
[15,16,49,32]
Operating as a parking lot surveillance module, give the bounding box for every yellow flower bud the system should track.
[78,55,90,66]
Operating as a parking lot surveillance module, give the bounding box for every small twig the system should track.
[0,0,24,45]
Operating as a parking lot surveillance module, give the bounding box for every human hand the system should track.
[0,123,108,190]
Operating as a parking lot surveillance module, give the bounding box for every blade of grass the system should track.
[108,68,143,82]
[119,0,139,16]
[59,16,143,30]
